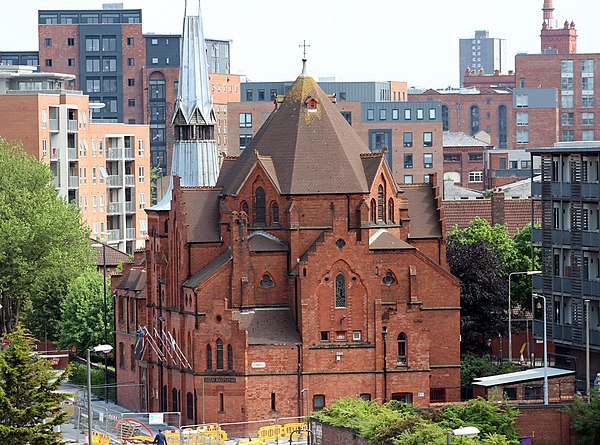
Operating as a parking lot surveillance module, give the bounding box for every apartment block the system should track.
[0,65,150,254]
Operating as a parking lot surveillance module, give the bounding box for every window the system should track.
[379,109,386,120]
[335,274,346,308]
[377,185,385,222]
[359,393,371,401]
[260,274,274,288]
[391,393,413,404]
[516,130,530,144]
[521,160,531,169]
[241,201,249,215]
[524,385,543,400]
[562,112,574,126]
[561,60,574,74]
[423,132,433,147]
[219,393,224,412]
[442,104,449,131]
[516,94,529,108]
[271,202,279,224]
[119,342,125,369]
[92,195,97,211]
[423,153,433,168]
[583,95,594,108]
[103,57,117,72]
[383,270,397,285]
[562,130,575,142]
[561,94,574,108]
[404,109,411,120]
[415,108,423,120]
[403,175,413,184]
[128,99,136,107]
[138,166,145,183]
[387,199,394,223]
[469,171,483,183]
[582,59,594,73]
[138,139,145,156]
[444,154,461,162]
[582,112,595,126]
[397,333,407,365]
[254,187,266,225]
[151,57,159,64]
[239,135,252,150]
[102,36,117,51]
[186,393,194,420]
[428,108,436,120]
[68,58,76,67]
[561,77,574,91]
[215,339,224,370]
[370,199,376,224]
[239,113,252,128]
[503,388,517,401]
[271,392,276,411]
[67,37,75,46]
[206,345,212,370]
[45,59,53,67]
[320,331,329,341]
[582,130,595,141]
[340,111,352,125]
[139,192,146,209]
[392,109,399,120]
[430,388,446,403]
[403,132,413,147]
[338,92,346,101]
[44,38,52,46]
[509,160,518,169]
[313,395,325,411]
[470,105,480,135]
[127,37,134,46]
[582,77,594,91]
[127,58,135,66]
[404,153,413,169]
[516,111,529,126]
[367,109,374,121]
[226,344,233,370]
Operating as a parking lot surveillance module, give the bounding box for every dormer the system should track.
[306,97,318,112]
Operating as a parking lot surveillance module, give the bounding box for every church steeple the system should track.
[540,0,577,54]
[542,0,554,26]
[151,0,219,211]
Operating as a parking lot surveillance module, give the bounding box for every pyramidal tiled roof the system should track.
[219,73,370,195]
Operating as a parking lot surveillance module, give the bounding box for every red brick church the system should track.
[114,7,461,426]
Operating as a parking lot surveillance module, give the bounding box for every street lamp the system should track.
[446,426,480,444]
[87,344,113,443]
[301,388,309,419]
[533,293,548,405]
[508,271,541,363]
[585,299,591,401]
[91,241,109,402]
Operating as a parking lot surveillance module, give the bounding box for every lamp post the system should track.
[533,293,548,405]
[381,326,388,403]
[446,426,480,444]
[87,344,113,444]
[301,388,309,419]
[91,241,109,402]
[585,299,591,401]
[508,271,541,363]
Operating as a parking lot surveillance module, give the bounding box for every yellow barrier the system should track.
[281,423,309,439]
[257,425,282,442]
[88,431,111,445]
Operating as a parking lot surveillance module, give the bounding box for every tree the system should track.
[511,223,542,309]
[58,270,112,354]
[0,139,92,334]
[447,239,508,354]
[0,325,69,444]
[565,391,600,445]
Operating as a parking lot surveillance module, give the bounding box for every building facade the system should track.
[530,142,600,390]
[459,30,507,86]
[0,65,150,253]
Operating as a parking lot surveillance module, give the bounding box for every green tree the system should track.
[565,391,600,445]
[0,325,69,444]
[511,223,542,309]
[58,270,112,354]
[461,354,515,388]
[0,139,92,334]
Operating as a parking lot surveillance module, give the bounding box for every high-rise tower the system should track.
[540,0,577,54]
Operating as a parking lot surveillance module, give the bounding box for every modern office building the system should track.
[0,65,150,254]
[459,30,507,86]
[530,142,600,390]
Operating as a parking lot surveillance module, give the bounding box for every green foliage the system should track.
[565,390,600,445]
[0,325,69,444]
[461,354,515,388]
[0,139,93,335]
[315,397,520,445]
[69,362,113,399]
[58,270,113,354]
[511,223,541,309]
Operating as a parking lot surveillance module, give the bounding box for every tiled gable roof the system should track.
[369,229,414,250]
[181,187,222,243]
[402,185,442,238]
[183,249,232,289]
[89,239,130,267]
[218,74,370,195]
[248,231,288,252]
[235,308,301,345]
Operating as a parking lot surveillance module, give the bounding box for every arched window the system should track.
[335,274,346,308]
[130,344,135,370]
[377,185,385,222]
[216,339,224,370]
[470,105,480,135]
[172,388,179,412]
[498,105,508,148]
[370,198,376,224]
[382,270,397,285]
[272,202,279,224]
[241,201,249,215]
[119,342,125,369]
[387,198,394,223]
[227,344,233,370]
[186,392,194,420]
[206,344,212,370]
[397,333,407,365]
[260,274,274,288]
[162,385,168,411]
[254,187,266,225]
[442,104,449,131]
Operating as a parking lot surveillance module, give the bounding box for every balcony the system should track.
[50,147,59,161]
[67,120,78,132]
[107,175,123,187]
[108,202,123,214]
[124,148,134,159]
[583,280,600,297]
[68,148,77,160]
[583,231,600,247]
[124,175,134,186]
[125,201,134,213]
[125,228,136,239]
[106,229,122,241]
[49,119,59,132]
[68,176,78,188]
[51,176,59,188]
[107,148,122,160]
[582,182,600,200]
[532,182,541,197]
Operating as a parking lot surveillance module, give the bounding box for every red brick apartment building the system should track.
[115,73,461,425]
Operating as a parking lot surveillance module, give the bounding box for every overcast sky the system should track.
[2,1,600,88]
